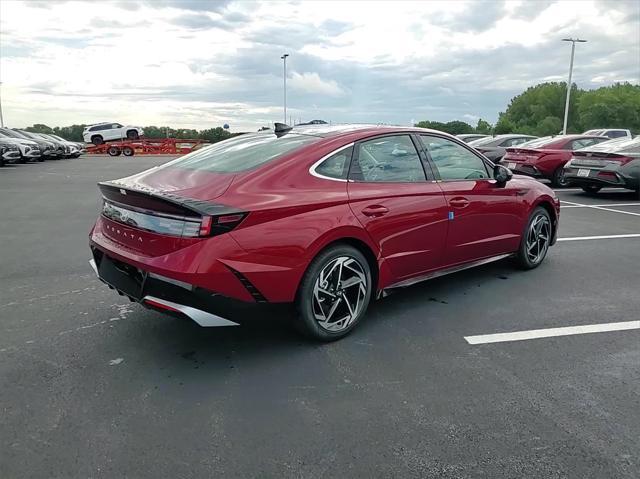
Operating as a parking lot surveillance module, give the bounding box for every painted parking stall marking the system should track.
[557,233,640,242]
[561,200,640,217]
[465,320,640,345]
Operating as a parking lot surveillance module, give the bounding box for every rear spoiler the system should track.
[98,181,238,217]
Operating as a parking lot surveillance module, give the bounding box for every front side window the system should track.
[350,135,425,182]
[313,146,353,180]
[421,135,489,180]
[607,131,626,138]
[162,133,319,173]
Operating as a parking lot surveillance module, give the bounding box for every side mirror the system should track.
[494,164,513,185]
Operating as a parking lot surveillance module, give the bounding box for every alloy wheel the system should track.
[312,256,368,332]
[526,214,551,264]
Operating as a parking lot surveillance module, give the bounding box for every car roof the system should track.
[577,137,640,153]
[286,124,456,141]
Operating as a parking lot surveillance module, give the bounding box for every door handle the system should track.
[449,197,470,208]
[362,205,389,217]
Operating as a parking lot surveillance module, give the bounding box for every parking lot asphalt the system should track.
[1,155,639,478]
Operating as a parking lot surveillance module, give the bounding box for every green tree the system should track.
[25,124,54,134]
[414,120,474,134]
[475,118,492,134]
[499,82,581,135]
[578,83,640,133]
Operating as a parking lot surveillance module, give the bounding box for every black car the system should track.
[564,138,640,194]
[469,134,538,162]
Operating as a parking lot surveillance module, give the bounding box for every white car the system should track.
[583,129,633,140]
[83,122,144,145]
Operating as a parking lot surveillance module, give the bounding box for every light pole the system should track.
[561,38,586,134]
[0,82,4,128]
[281,53,289,124]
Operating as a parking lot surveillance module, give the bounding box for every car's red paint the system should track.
[90,126,560,306]
[502,135,606,180]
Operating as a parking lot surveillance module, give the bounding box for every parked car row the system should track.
[0,128,85,167]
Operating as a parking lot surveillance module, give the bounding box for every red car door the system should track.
[347,134,448,281]
[418,134,526,267]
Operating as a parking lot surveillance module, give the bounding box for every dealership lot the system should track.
[1,156,639,478]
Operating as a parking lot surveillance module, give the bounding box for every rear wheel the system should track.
[516,206,552,270]
[126,130,139,140]
[295,245,372,341]
[551,167,570,187]
[91,135,104,145]
[581,185,601,195]
[107,146,121,157]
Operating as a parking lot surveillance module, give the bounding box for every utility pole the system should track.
[561,38,587,134]
[0,82,4,127]
[281,54,289,124]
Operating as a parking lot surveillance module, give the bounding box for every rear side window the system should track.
[350,135,425,182]
[313,146,353,180]
[163,133,319,173]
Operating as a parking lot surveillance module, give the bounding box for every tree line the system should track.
[416,82,639,136]
[22,82,638,142]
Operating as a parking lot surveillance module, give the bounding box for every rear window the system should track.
[468,136,497,147]
[163,133,319,173]
[518,136,558,148]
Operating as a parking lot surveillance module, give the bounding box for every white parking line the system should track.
[558,233,640,242]
[561,203,640,208]
[562,200,640,217]
[465,320,640,345]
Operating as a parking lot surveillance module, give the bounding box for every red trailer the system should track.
[86,138,208,156]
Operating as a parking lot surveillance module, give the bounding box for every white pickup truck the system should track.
[583,129,633,140]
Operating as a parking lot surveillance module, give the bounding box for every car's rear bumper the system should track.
[504,162,543,178]
[89,252,249,326]
[564,160,640,191]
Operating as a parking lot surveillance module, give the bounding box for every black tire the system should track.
[107,146,121,157]
[38,157,45,162]
[551,167,570,187]
[581,185,601,195]
[122,146,134,156]
[91,135,104,145]
[295,244,373,341]
[0,156,5,167]
[126,130,139,140]
[515,206,552,270]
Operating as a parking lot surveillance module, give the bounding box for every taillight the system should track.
[204,213,247,237]
[605,155,634,165]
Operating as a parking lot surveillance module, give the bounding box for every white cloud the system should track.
[0,0,637,130]
[288,72,346,97]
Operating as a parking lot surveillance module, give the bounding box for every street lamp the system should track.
[561,38,587,134]
[0,82,4,128]
[281,54,289,124]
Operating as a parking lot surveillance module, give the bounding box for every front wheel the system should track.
[295,245,372,341]
[126,130,139,140]
[516,207,552,270]
[551,167,570,187]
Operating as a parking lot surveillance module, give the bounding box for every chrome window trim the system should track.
[308,142,355,183]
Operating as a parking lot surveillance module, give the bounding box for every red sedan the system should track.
[501,135,610,187]
[89,125,560,340]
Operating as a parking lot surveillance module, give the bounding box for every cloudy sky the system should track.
[1,0,638,131]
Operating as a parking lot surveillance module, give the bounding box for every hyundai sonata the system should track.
[89,125,560,340]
